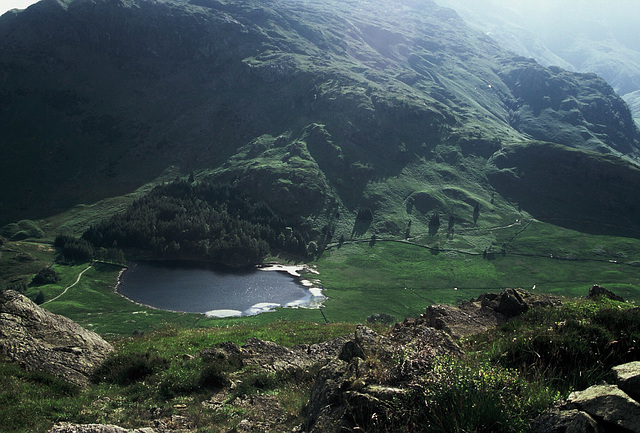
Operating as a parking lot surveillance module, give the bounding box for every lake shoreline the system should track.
[114,260,325,318]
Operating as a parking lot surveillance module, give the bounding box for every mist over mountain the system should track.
[438,0,640,126]
[0,0,40,15]
[1,0,639,240]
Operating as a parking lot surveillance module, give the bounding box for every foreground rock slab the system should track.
[568,384,640,432]
[0,290,113,387]
[613,361,640,400]
[531,361,640,433]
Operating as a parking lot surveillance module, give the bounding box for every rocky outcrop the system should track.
[199,334,351,378]
[304,323,462,432]
[198,318,464,433]
[0,290,113,387]
[530,361,640,433]
[587,284,625,302]
[299,288,568,432]
[423,288,560,339]
[614,361,640,400]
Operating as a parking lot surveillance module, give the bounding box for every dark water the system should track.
[117,262,321,317]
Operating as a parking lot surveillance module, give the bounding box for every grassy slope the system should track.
[0,321,359,433]
[316,220,640,322]
[4,214,639,339]
[2,202,640,432]
[2,274,637,432]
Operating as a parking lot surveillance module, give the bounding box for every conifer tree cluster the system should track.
[82,180,309,267]
[54,234,94,262]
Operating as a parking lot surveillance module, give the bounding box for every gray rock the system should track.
[479,288,529,317]
[613,361,640,400]
[496,288,530,317]
[0,290,113,387]
[566,411,605,433]
[305,358,350,433]
[529,409,604,433]
[424,289,560,340]
[202,333,351,381]
[304,322,461,432]
[423,303,503,339]
[568,384,640,432]
[586,284,624,302]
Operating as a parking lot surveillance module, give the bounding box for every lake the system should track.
[117,262,324,317]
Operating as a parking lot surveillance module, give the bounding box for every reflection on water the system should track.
[117,262,324,317]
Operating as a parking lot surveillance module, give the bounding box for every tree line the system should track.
[81,180,310,267]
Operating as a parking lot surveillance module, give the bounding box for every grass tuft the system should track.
[419,356,559,433]
[467,298,640,392]
[92,351,169,386]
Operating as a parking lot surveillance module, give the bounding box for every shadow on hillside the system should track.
[351,218,372,238]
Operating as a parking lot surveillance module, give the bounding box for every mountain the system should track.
[0,0,639,239]
[625,90,640,126]
[437,0,640,126]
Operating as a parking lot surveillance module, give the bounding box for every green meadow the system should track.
[3,217,638,338]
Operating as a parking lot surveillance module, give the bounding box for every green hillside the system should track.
[0,0,638,241]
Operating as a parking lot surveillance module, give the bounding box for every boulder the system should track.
[304,358,351,433]
[479,288,529,317]
[423,303,503,339]
[0,290,113,387]
[531,361,640,433]
[566,411,605,433]
[200,341,244,366]
[204,334,350,376]
[586,284,624,302]
[613,361,640,400]
[568,384,640,432]
[529,409,604,433]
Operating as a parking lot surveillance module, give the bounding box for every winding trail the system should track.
[43,263,93,305]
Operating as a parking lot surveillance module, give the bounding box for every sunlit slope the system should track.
[0,0,638,238]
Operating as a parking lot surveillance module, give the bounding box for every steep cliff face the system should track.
[0,0,638,236]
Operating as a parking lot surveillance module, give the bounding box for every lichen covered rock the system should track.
[0,290,113,387]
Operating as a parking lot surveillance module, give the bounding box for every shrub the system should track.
[54,234,94,262]
[0,223,17,238]
[157,351,244,398]
[471,300,640,391]
[232,370,279,399]
[419,357,558,433]
[93,351,169,386]
[31,267,61,286]
[198,363,230,390]
[366,313,396,325]
[4,280,28,293]
[157,366,201,398]
[34,291,45,305]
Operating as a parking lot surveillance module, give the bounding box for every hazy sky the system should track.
[439,0,640,52]
[0,0,40,16]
